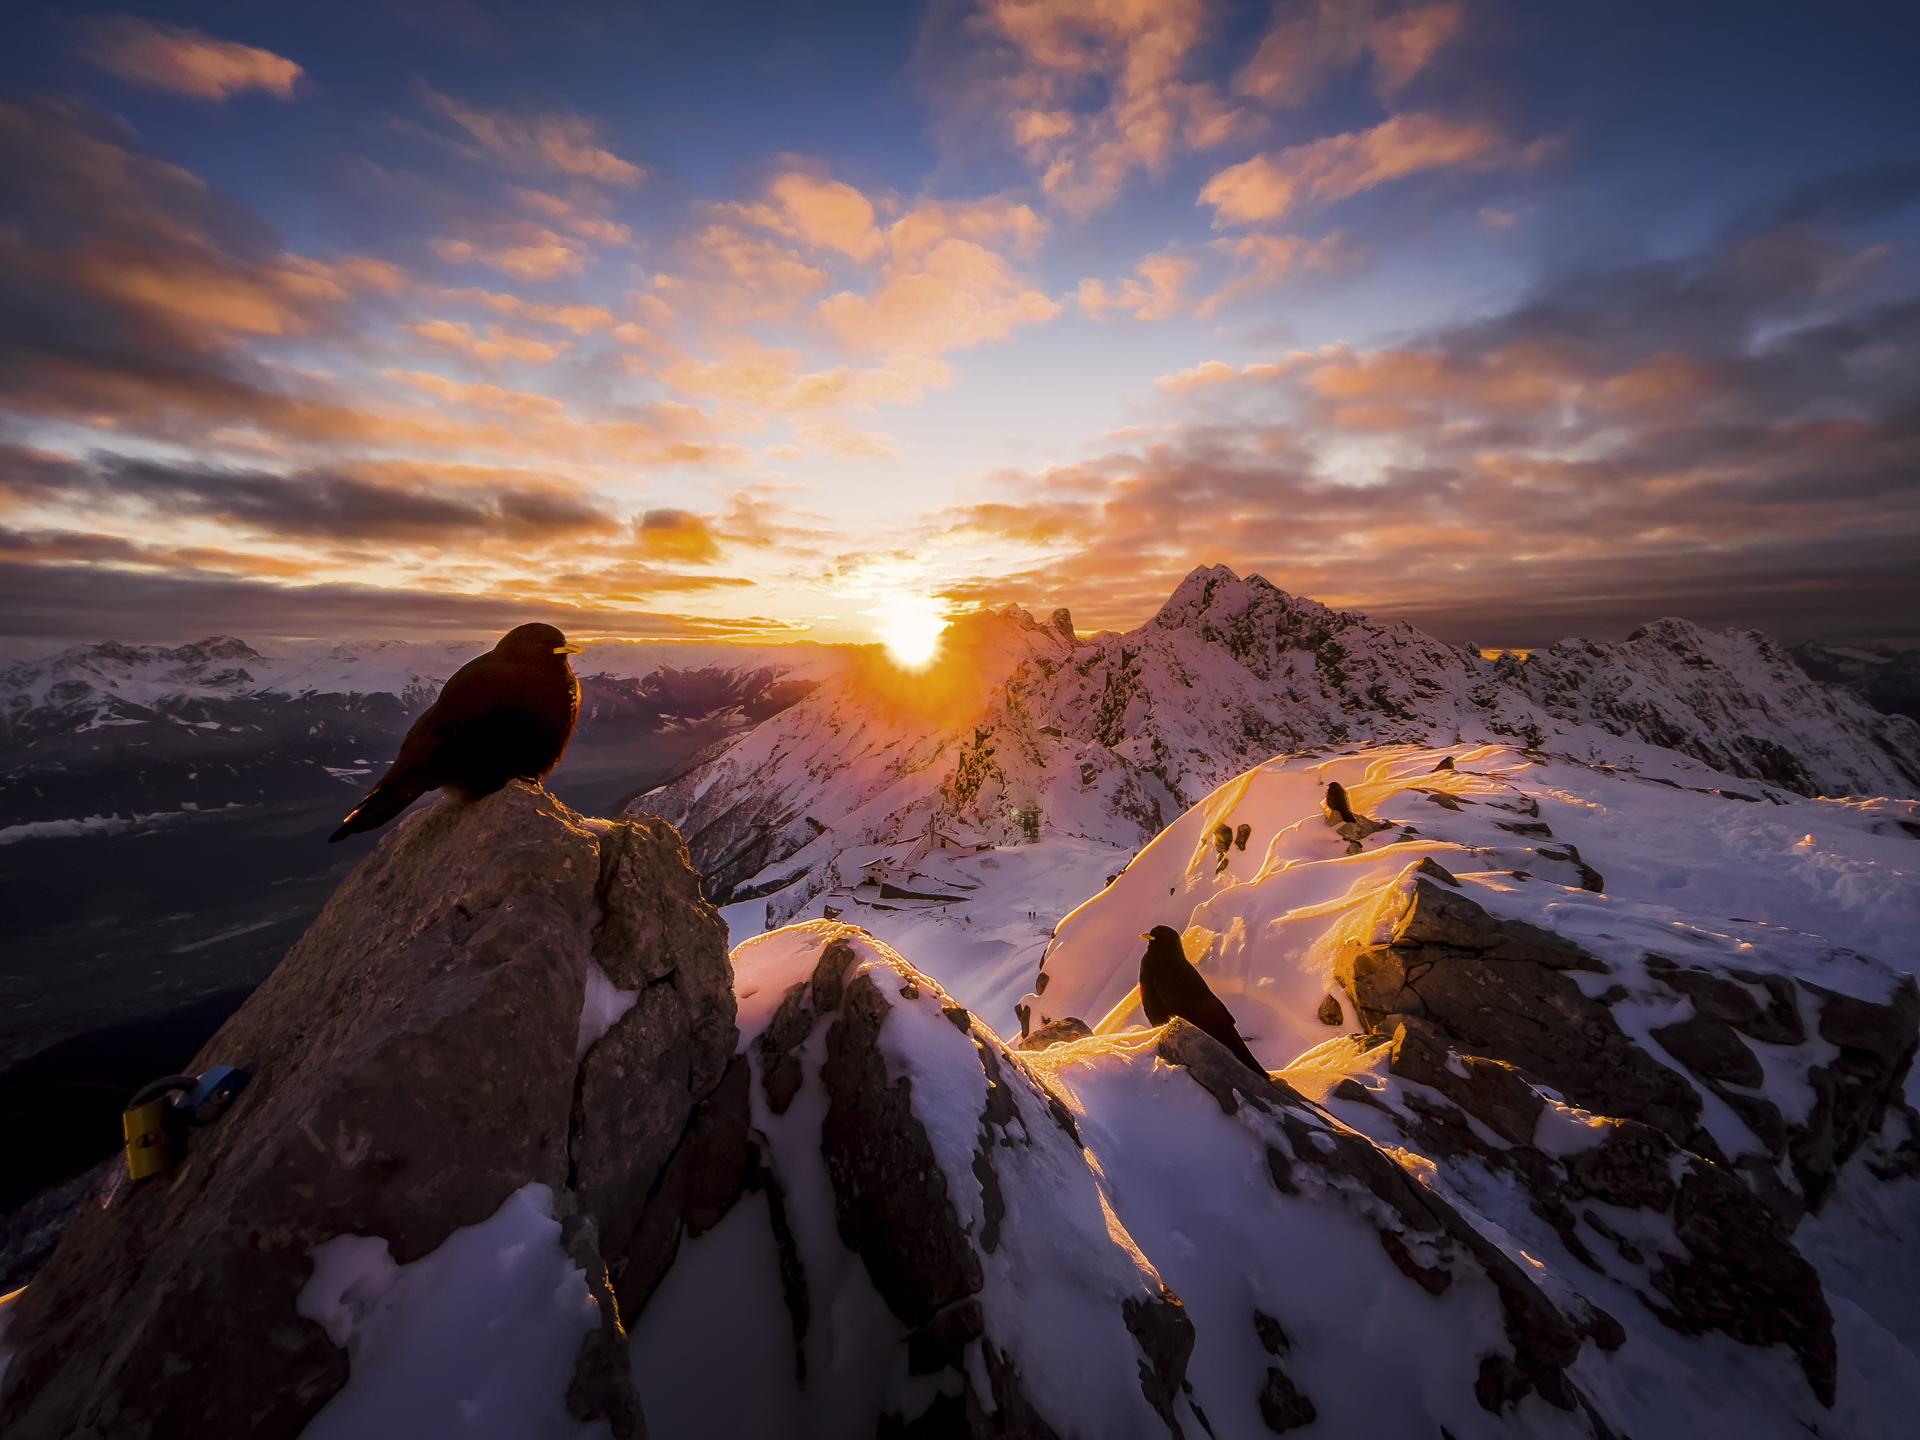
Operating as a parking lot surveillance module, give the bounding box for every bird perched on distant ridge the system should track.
[327,623,581,843]
[1137,925,1266,1075]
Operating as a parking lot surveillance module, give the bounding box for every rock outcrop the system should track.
[0,782,743,1440]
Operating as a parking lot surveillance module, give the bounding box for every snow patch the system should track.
[296,1184,602,1440]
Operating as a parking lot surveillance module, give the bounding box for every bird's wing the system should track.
[1152,961,1237,1035]
[376,653,501,781]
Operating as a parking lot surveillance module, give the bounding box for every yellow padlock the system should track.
[122,1095,176,1181]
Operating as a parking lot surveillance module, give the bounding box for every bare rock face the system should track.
[746,933,1184,1435]
[0,783,743,1440]
[1335,865,1919,1222]
[1337,868,1710,1150]
[1318,862,1920,1410]
[1336,1019,1839,1404]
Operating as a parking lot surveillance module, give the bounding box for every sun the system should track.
[874,593,949,669]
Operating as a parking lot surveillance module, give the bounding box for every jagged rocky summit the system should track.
[637,565,1920,918]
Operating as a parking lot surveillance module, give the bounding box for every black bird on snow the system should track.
[1137,925,1266,1076]
[1324,780,1357,824]
[328,623,582,843]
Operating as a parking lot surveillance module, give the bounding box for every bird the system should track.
[328,622,582,843]
[1324,780,1357,824]
[1137,925,1266,1076]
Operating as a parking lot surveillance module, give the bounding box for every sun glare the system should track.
[874,593,949,669]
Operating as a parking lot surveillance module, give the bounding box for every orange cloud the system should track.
[1201,113,1518,225]
[382,371,571,421]
[1368,4,1465,93]
[788,416,902,461]
[1077,252,1194,321]
[961,0,1252,215]
[719,172,885,262]
[83,18,302,101]
[688,225,830,323]
[1195,231,1362,317]
[663,345,949,412]
[1236,1,1463,107]
[635,508,722,563]
[510,187,635,248]
[439,287,615,334]
[431,231,584,281]
[806,197,1057,360]
[420,87,645,185]
[405,319,569,364]
[1155,357,1303,392]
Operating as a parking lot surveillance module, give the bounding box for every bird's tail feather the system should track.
[328,775,430,843]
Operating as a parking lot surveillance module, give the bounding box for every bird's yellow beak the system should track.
[1139,931,1152,939]
[554,643,582,654]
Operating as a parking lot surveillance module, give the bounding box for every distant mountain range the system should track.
[0,634,827,829]
[636,566,1920,916]
[1792,640,1920,724]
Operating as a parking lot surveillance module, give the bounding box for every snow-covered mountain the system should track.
[637,566,1920,927]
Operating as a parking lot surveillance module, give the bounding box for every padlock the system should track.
[122,1087,186,1182]
[120,1070,236,1183]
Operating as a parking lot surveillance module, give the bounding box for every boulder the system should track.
[0,783,743,1440]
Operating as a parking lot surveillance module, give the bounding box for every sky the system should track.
[1,0,1917,651]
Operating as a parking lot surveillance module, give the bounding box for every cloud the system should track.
[663,345,949,412]
[1201,113,1524,226]
[697,176,1057,361]
[686,225,830,324]
[787,416,902,460]
[510,187,636,248]
[0,98,403,360]
[922,0,1253,215]
[635,508,721,563]
[83,18,303,101]
[431,230,585,281]
[928,174,1920,643]
[717,171,884,262]
[1235,1,1462,107]
[380,371,570,420]
[1154,357,1302,392]
[1368,4,1465,93]
[15,449,617,546]
[419,87,644,185]
[407,319,568,364]
[816,198,1059,358]
[1078,252,1194,321]
[0,560,798,644]
[439,288,615,334]
[1195,231,1362,317]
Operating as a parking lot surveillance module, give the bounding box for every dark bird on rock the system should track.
[1325,780,1357,824]
[1137,925,1266,1075]
[328,623,582,843]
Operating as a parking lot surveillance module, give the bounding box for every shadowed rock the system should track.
[0,782,742,1440]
